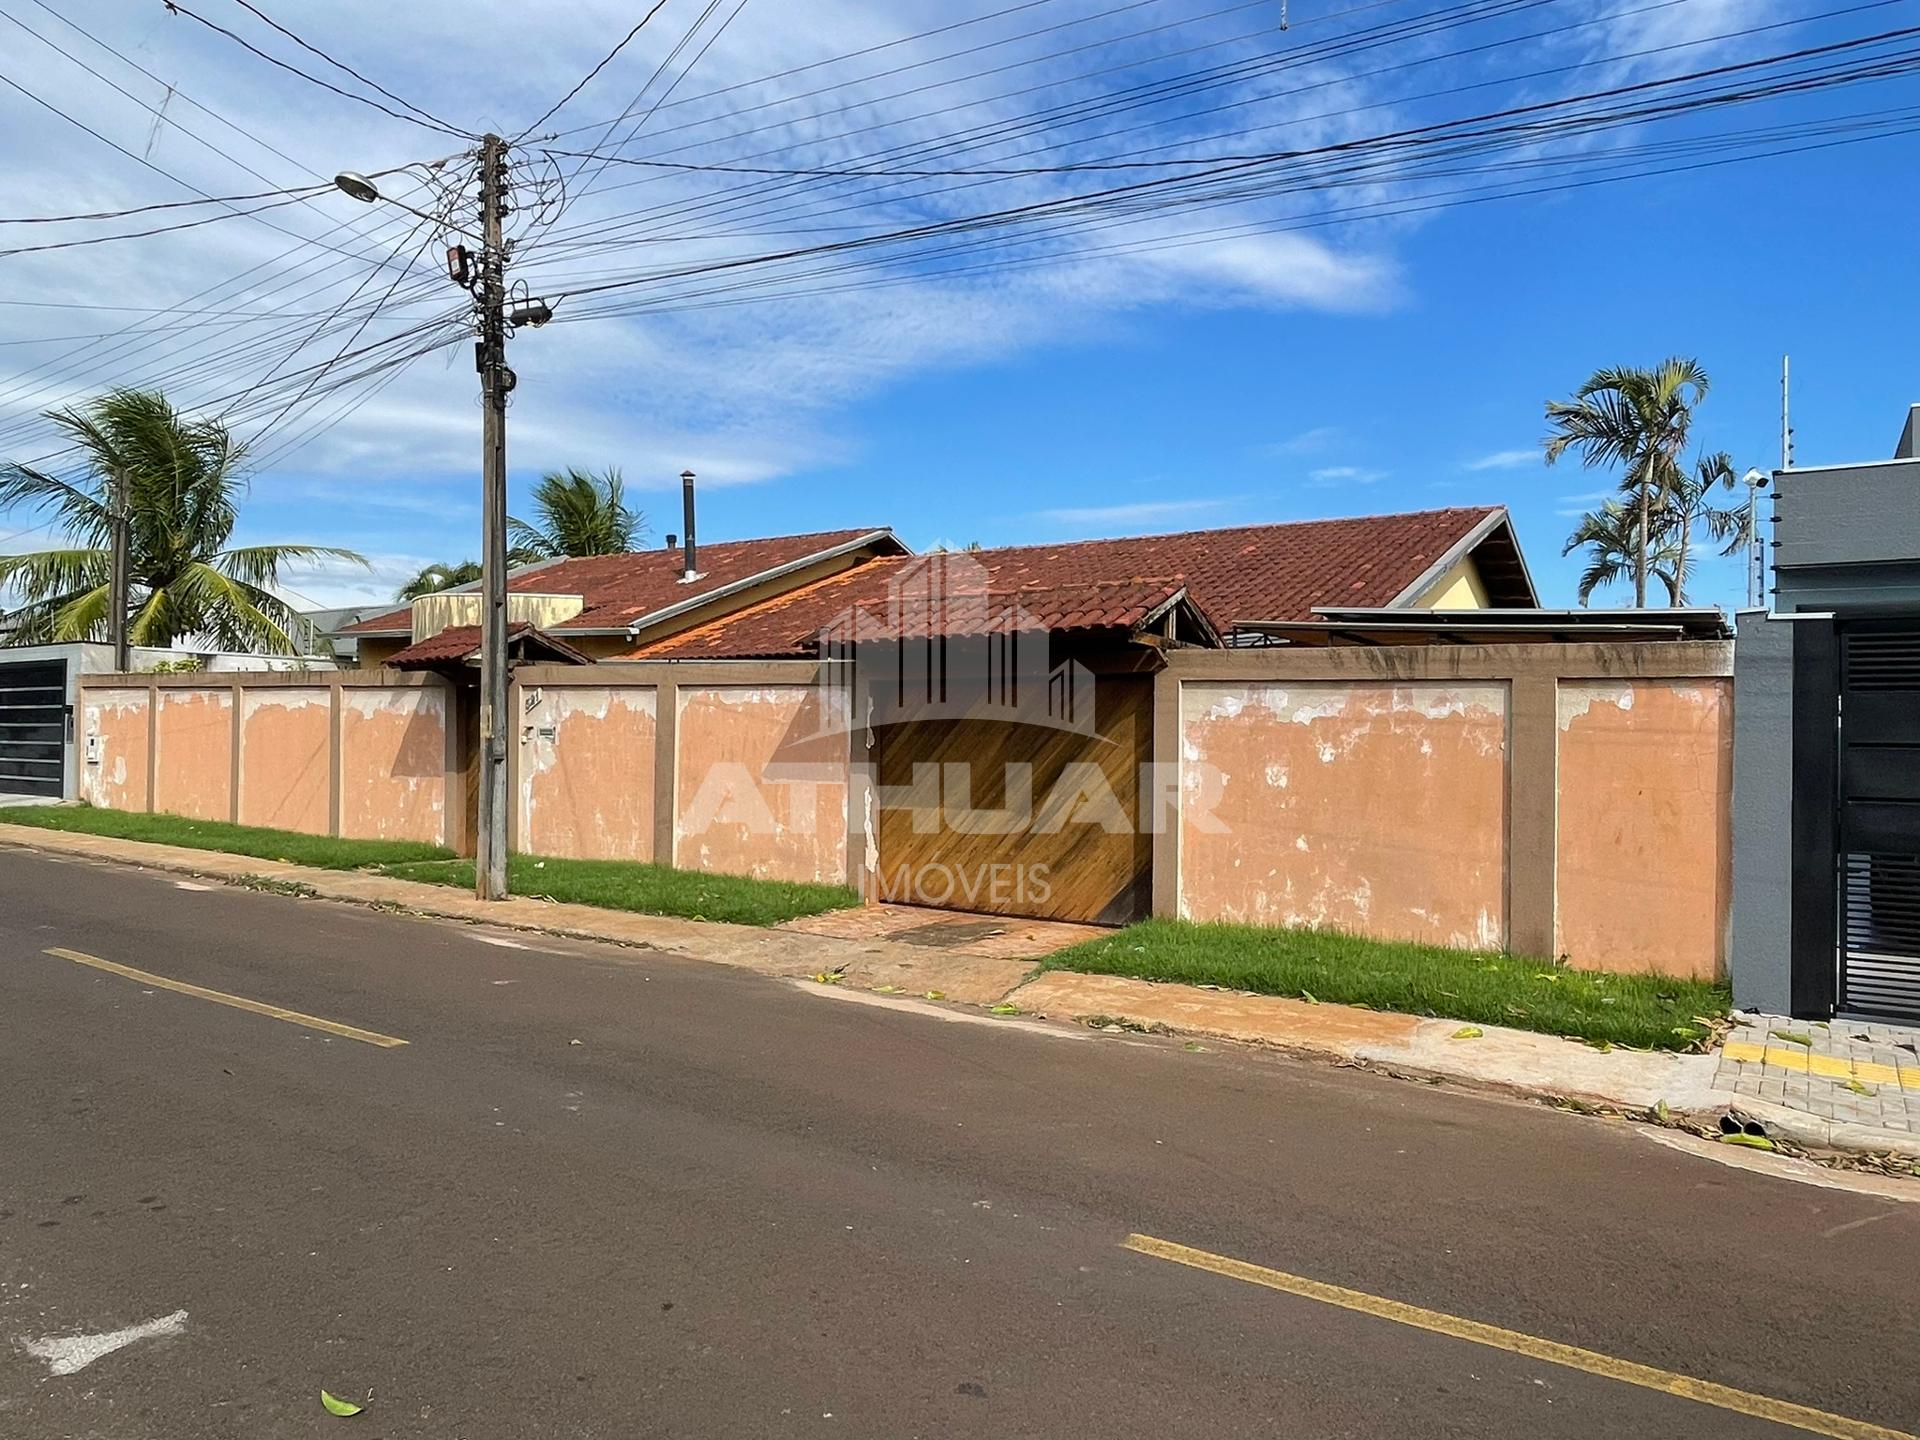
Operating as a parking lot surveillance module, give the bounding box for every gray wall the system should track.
[1776,560,1920,614]
[1730,611,1800,1014]
[1774,459,1920,574]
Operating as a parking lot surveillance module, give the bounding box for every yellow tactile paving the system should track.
[1720,1039,1919,1090]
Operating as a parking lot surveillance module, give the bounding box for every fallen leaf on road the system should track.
[1718,1133,1777,1151]
[925,990,946,1001]
[1843,1079,1875,1096]
[988,1003,1020,1015]
[1770,1030,1814,1047]
[1450,1026,1482,1040]
[320,1391,363,1417]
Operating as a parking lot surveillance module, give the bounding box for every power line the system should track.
[518,0,1544,257]
[221,0,474,138]
[514,0,674,140]
[0,179,333,224]
[537,0,1066,142]
[23,0,328,183]
[537,27,1920,311]
[159,0,476,138]
[0,190,323,257]
[531,0,1888,267]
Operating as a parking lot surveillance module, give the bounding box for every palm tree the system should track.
[395,559,482,601]
[1562,499,1681,606]
[0,388,364,653]
[1657,450,1741,604]
[1544,358,1709,606]
[508,466,643,559]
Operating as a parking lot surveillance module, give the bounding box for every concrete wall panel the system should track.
[239,688,331,834]
[1180,681,1509,949]
[1556,679,1732,979]
[339,688,447,844]
[80,687,150,811]
[153,688,232,821]
[674,684,848,885]
[519,686,656,861]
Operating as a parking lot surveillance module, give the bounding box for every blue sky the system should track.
[3,0,1918,616]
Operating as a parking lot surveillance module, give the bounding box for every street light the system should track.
[333,147,514,898]
[332,170,381,204]
[331,169,484,241]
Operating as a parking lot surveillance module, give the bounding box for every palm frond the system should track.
[511,466,644,558]
[216,543,367,589]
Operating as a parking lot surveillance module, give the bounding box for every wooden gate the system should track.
[873,673,1152,925]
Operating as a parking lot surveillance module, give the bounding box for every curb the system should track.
[7,827,1918,1169]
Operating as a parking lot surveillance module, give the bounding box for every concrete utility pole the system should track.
[107,465,129,673]
[475,133,512,902]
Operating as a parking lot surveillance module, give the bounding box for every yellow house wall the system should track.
[1416,554,1492,609]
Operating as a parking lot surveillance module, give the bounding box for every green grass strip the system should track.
[1045,917,1730,1051]
[373,853,857,928]
[0,804,451,869]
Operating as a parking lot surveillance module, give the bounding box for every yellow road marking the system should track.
[1122,1234,1914,1440]
[1722,1040,1918,1090]
[44,948,407,1049]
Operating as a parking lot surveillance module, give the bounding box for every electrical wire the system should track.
[514,0,674,141]
[0,192,327,257]
[221,0,474,139]
[531,27,1920,312]
[159,0,476,138]
[0,179,336,224]
[531,0,1894,269]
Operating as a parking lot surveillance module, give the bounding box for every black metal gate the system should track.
[1837,620,1920,1021]
[0,658,68,799]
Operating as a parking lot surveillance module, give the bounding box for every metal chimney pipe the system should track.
[680,469,697,578]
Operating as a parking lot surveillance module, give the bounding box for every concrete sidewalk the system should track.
[6,823,1917,1166]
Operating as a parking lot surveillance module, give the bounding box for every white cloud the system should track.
[1309,465,1386,486]
[1256,426,1341,458]
[1463,448,1540,472]
[0,0,1409,537]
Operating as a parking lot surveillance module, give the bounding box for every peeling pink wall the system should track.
[1180,681,1510,949]
[239,689,331,834]
[518,686,656,860]
[1556,680,1732,979]
[80,688,150,811]
[675,685,847,885]
[153,689,233,821]
[339,688,447,844]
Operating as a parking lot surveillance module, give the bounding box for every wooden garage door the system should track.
[874,674,1152,924]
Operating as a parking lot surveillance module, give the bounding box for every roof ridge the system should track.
[945,506,1501,558]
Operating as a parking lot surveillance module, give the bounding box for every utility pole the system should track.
[475,133,511,901]
[332,142,549,900]
[1781,353,1793,470]
[107,465,129,672]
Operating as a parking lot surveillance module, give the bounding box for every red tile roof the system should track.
[634,507,1511,660]
[339,528,896,636]
[384,623,594,668]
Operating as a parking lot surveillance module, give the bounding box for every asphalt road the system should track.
[1,844,1916,1440]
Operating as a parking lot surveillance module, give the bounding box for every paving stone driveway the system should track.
[1716,1014,1920,1134]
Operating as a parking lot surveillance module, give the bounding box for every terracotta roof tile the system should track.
[384,623,592,668]
[631,507,1507,660]
[338,528,893,636]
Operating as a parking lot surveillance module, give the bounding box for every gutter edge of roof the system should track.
[619,528,906,639]
[1382,505,1536,610]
